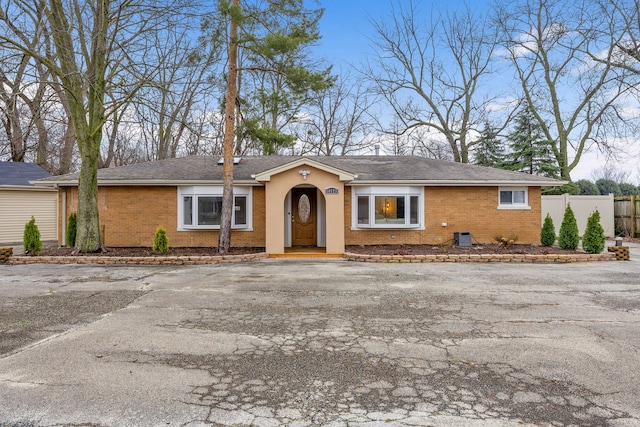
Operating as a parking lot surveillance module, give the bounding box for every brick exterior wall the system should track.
[344,186,542,246]
[60,186,266,248]
[59,184,541,249]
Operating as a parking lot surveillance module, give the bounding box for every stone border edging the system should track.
[343,252,617,263]
[8,252,269,265]
[6,251,619,265]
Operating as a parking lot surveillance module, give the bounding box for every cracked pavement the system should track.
[0,253,639,426]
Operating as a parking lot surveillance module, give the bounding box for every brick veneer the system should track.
[344,186,542,246]
[60,186,266,248]
[59,184,542,249]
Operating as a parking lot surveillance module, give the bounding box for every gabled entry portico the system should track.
[254,158,355,255]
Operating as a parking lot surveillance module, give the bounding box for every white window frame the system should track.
[178,186,253,230]
[497,187,530,210]
[351,186,424,229]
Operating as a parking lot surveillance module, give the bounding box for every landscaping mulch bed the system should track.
[345,244,584,256]
[23,238,639,259]
[37,246,266,257]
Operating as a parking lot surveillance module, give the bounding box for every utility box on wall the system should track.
[454,231,472,247]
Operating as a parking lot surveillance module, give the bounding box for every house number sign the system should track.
[325,187,339,195]
[298,194,311,224]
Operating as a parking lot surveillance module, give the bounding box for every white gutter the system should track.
[0,184,58,191]
[350,180,568,187]
[34,180,262,187]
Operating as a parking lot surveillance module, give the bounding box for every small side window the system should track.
[498,188,529,209]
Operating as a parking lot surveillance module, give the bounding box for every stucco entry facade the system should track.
[255,158,354,255]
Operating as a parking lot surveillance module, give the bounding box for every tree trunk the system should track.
[218,0,240,254]
[75,140,102,252]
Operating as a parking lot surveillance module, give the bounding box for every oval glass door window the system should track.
[298,194,311,224]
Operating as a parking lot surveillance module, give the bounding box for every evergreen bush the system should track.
[582,209,605,254]
[23,216,43,255]
[558,204,579,250]
[66,212,77,247]
[153,227,169,254]
[540,214,556,247]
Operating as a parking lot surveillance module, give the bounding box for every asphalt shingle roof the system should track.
[0,161,52,186]
[37,155,561,185]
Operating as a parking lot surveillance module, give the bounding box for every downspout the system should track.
[61,189,66,247]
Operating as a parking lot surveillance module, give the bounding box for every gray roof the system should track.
[0,161,52,186]
[36,155,563,186]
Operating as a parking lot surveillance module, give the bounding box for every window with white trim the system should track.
[352,186,423,228]
[178,186,252,229]
[498,187,530,209]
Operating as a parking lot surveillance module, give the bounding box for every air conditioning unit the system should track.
[454,231,472,247]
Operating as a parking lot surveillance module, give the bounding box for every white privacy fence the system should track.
[541,194,615,237]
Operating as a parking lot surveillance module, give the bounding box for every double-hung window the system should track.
[498,187,530,209]
[353,186,423,229]
[178,186,252,230]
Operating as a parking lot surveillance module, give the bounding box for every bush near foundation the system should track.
[558,204,579,250]
[23,216,42,255]
[66,213,77,247]
[153,227,169,254]
[582,209,605,254]
[540,214,556,247]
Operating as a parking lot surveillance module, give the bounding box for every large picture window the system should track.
[178,186,252,230]
[353,187,423,229]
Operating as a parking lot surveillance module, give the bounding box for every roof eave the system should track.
[35,179,262,187]
[0,184,59,191]
[350,180,567,187]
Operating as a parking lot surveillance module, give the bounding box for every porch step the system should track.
[269,253,343,259]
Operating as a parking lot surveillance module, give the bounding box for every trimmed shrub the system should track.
[153,227,169,254]
[582,209,605,254]
[558,204,579,250]
[66,212,77,247]
[23,216,43,255]
[540,214,556,247]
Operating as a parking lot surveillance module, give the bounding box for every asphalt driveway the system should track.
[0,253,639,426]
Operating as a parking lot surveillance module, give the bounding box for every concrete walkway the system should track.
[0,256,639,426]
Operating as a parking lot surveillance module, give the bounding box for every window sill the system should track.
[178,226,253,231]
[352,225,424,230]
[497,205,531,210]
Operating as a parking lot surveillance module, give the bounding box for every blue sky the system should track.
[315,0,387,64]
[311,0,640,182]
[314,0,493,65]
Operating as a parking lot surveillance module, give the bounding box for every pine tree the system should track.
[558,204,579,250]
[66,213,77,247]
[153,227,169,254]
[595,179,621,196]
[217,0,332,253]
[540,214,556,247]
[576,179,599,195]
[582,210,605,254]
[23,216,42,255]
[474,122,504,167]
[504,104,559,178]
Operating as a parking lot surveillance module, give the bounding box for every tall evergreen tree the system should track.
[575,179,599,195]
[504,104,559,178]
[473,122,504,167]
[595,179,621,196]
[216,0,332,253]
